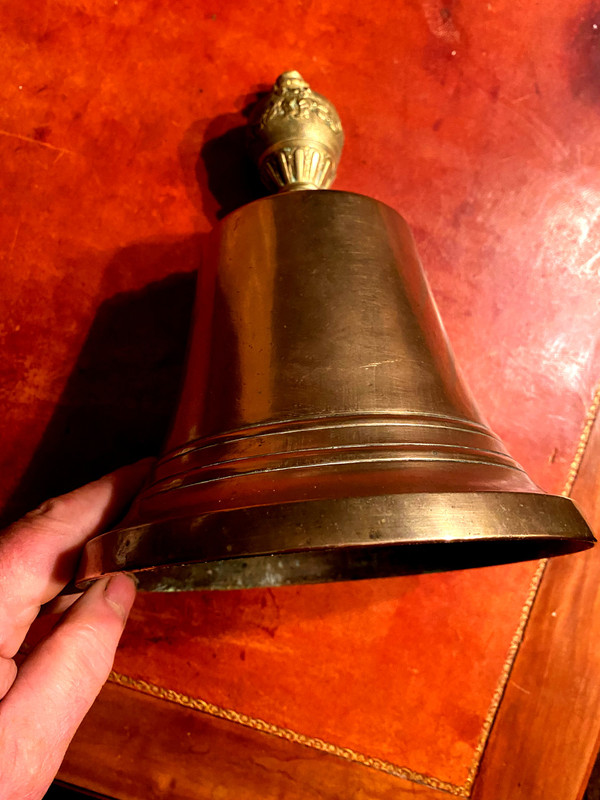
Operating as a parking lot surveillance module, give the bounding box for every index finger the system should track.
[0,458,153,658]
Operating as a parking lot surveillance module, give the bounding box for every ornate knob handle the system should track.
[248,71,344,193]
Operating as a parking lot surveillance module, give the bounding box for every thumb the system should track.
[0,574,136,800]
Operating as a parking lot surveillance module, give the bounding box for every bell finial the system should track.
[248,70,344,193]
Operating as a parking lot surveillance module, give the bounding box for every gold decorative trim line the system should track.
[461,557,547,793]
[562,383,600,497]
[107,669,467,796]
[462,380,600,792]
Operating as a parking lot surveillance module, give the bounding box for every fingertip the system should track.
[0,656,17,698]
[103,573,137,623]
[133,456,157,468]
[0,459,153,660]
[114,456,157,483]
[0,572,138,797]
[96,457,156,504]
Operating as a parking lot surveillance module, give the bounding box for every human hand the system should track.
[0,459,153,800]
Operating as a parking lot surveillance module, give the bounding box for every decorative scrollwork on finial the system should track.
[248,71,344,193]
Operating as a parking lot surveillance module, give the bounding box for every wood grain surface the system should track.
[2,0,600,797]
[58,682,452,800]
[50,355,600,800]
[56,409,600,799]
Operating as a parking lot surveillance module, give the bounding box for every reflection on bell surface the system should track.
[77,71,594,591]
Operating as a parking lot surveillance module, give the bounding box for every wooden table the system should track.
[52,409,600,799]
[2,1,600,797]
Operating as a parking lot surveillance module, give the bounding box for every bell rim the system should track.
[76,491,594,591]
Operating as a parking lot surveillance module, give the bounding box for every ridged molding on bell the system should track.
[248,70,344,192]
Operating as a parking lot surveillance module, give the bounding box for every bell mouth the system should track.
[76,491,595,591]
[83,540,590,592]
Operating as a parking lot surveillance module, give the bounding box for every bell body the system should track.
[78,190,594,590]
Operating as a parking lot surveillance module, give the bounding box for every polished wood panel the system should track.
[2,0,600,797]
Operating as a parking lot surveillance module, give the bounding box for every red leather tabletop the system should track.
[2,1,600,796]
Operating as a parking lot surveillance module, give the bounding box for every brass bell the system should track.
[77,71,594,591]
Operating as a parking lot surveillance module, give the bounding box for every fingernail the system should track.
[127,456,158,473]
[104,573,137,622]
[124,570,140,587]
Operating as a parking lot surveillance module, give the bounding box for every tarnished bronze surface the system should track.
[81,492,588,591]
[77,74,594,591]
[77,197,593,589]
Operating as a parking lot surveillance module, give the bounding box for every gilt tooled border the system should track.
[108,383,600,797]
